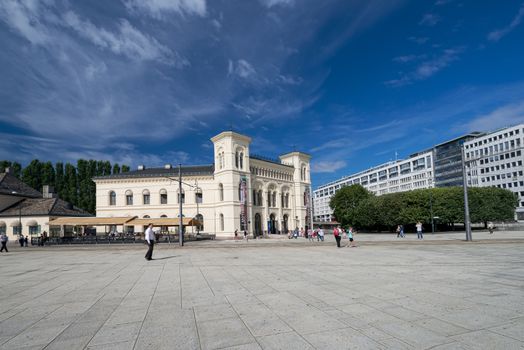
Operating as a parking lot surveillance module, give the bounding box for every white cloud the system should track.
[0,0,50,44]
[419,13,440,26]
[487,2,524,42]
[259,0,294,8]
[124,0,207,18]
[408,36,429,44]
[386,47,464,87]
[62,11,179,65]
[311,160,347,173]
[229,59,257,79]
[463,102,524,132]
[393,54,425,63]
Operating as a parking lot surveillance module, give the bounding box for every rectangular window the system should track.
[143,194,150,205]
[126,195,133,205]
[196,192,203,204]
[161,194,168,204]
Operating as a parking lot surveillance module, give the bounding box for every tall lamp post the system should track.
[429,189,434,234]
[194,180,201,235]
[178,164,184,246]
[461,145,472,241]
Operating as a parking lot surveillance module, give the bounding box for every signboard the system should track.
[240,176,248,230]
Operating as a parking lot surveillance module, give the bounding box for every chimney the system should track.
[42,185,56,199]
[138,165,145,171]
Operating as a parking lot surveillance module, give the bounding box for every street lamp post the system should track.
[178,164,184,247]
[430,189,434,234]
[461,145,472,241]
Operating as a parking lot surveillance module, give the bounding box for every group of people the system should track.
[333,226,356,248]
[234,229,249,241]
[395,222,424,239]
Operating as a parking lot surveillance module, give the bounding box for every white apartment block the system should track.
[464,124,524,220]
[313,151,433,222]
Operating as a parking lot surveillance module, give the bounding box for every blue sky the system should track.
[1,0,524,189]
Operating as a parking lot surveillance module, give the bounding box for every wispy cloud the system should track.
[124,0,207,19]
[386,47,464,87]
[62,11,181,66]
[408,36,429,45]
[435,0,453,5]
[259,0,294,8]
[419,13,441,26]
[461,101,524,132]
[311,160,347,173]
[487,2,524,42]
[393,54,425,63]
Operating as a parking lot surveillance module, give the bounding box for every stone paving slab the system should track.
[0,241,523,349]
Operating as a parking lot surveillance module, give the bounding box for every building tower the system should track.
[211,131,252,235]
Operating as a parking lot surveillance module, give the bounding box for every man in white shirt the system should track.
[144,223,155,260]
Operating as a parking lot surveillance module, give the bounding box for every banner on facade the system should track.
[240,176,248,230]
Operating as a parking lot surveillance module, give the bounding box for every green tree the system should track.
[112,163,121,174]
[55,162,65,198]
[64,163,78,205]
[41,161,55,188]
[121,164,130,173]
[329,184,373,227]
[22,159,43,191]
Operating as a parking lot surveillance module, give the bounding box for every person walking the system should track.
[144,223,155,261]
[396,225,401,238]
[318,227,325,242]
[24,236,29,246]
[308,228,314,242]
[0,233,8,252]
[488,221,495,234]
[416,221,423,239]
[399,225,405,238]
[18,235,24,247]
[243,230,248,242]
[334,226,341,248]
[346,228,355,247]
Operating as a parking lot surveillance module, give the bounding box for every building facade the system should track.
[0,172,91,241]
[433,132,484,187]
[464,124,524,220]
[94,131,312,238]
[314,150,434,222]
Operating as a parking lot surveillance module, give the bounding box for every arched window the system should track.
[219,213,224,231]
[258,190,262,206]
[109,191,116,206]
[221,152,225,168]
[160,214,167,218]
[303,191,308,206]
[281,193,284,207]
[235,151,239,168]
[195,214,204,231]
[285,193,289,208]
[177,188,185,204]
[160,189,168,204]
[239,152,244,169]
[195,188,203,204]
[219,183,224,201]
[143,215,150,218]
[125,190,133,205]
[272,192,276,207]
[252,189,257,206]
[142,189,150,205]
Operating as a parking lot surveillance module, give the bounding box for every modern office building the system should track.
[464,124,524,220]
[433,132,484,187]
[94,131,312,238]
[314,150,434,222]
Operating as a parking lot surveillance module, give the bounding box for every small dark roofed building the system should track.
[0,170,92,241]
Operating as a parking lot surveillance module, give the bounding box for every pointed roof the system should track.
[0,197,92,217]
[0,173,42,198]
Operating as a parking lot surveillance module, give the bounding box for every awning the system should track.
[49,216,136,226]
[127,217,199,227]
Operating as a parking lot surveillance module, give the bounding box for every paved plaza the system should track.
[1,234,523,349]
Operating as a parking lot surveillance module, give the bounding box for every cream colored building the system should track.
[94,131,312,238]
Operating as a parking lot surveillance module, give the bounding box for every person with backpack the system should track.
[334,226,341,248]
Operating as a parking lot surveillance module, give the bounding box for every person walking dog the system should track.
[144,223,155,261]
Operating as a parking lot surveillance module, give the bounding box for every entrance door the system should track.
[269,214,277,234]
[254,213,262,237]
[283,215,288,234]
